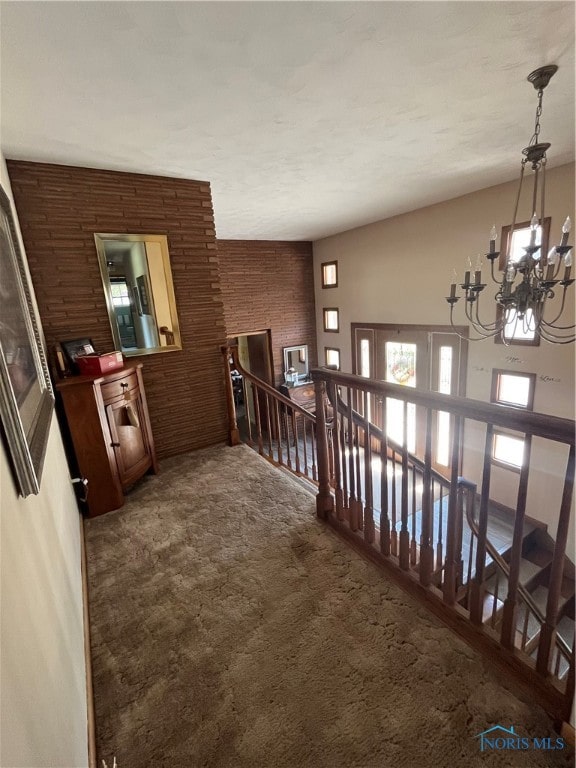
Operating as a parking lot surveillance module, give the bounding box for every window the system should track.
[323,308,339,332]
[324,347,340,370]
[321,261,338,288]
[491,369,535,409]
[492,431,526,470]
[490,369,535,470]
[495,306,539,346]
[498,218,551,270]
[110,279,131,307]
[494,218,550,347]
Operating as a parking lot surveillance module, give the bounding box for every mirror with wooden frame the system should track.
[94,233,181,356]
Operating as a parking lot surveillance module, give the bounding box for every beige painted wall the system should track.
[314,163,575,550]
[0,155,88,767]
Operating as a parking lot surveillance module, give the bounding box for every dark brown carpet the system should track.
[85,444,573,767]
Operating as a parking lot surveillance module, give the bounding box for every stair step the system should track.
[481,591,504,625]
[484,558,543,598]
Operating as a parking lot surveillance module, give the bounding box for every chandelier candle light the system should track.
[447,65,574,344]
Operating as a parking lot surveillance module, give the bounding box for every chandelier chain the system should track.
[528,88,544,147]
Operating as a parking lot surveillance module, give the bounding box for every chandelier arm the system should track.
[449,305,501,342]
[472,294,500,331]
[538,287,574,328]
[539,326,576,344]
[489,259,503,285]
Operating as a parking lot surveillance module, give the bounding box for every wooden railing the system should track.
[222,348,575,721]
[458,478,573,681]
[222,346,320,483]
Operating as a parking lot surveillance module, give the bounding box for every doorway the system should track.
[230,330,274,434]
[352,324,468,474]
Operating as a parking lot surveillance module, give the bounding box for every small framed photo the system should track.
[60,338,95,373]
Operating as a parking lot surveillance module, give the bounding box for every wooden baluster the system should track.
[554,648,562,678]
[283,406,292,471]
[355,418,364,531]
[501,435,532,649]
[363,390,375,543]
[246,384,254,444]
[291,412,301,474]
[329,381,344,520]
[410,464,417,565]
[466,529,475,600]
[310,419,317,481]
[315,378,334,519]
[253,383,264,455]
[399,401,410,571]
[442,415,462,605]
[454,484,466,587]
[391,450,398,556]
[379,398,391,556]
[491,570,501,628]
[347,393,358,531]
[436,482,444,572]
[273,399,282,465]
[302,417,309,479]
[420,409,434,586]
[537,444,575,676]
[265,393,273,458]
[469,425,494,625]
[221,346,241,446]
[521,606,531,651]
[565,644,575,711]
[340,396,349,517]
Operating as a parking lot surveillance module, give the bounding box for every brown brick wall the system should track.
[217,240,316,385]
[7,160,228,459]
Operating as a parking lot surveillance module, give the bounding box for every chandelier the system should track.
[447,65,574,345]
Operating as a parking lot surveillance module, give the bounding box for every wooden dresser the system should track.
[56,363,158,517]
[279,382,316,412]
[280,382,333,420]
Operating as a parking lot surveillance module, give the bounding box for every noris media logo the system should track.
[475,724,565,752]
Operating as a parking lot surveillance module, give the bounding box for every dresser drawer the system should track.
[100,371,138,403]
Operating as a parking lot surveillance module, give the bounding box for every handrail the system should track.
[312,367,576,445]
[327,385,451,491]
[226,345,318,422]
[460,478,572,659]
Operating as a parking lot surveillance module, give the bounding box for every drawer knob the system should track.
[110,442,121,448]
[120,382,129,389]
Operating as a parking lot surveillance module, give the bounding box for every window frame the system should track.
[324,346,341,370]
[490,368,536,472]
[494,217,551,347]
[321,260,338,288]
[323,307,340,333]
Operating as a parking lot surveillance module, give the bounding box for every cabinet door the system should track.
[106,391,152,487]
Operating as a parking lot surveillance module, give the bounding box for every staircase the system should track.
[462,507,575,683]
[222,345,576,723]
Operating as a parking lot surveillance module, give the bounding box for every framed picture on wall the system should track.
[136,274,153,316]
[0,184,54,497]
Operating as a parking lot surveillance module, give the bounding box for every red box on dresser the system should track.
[76,351,124,376]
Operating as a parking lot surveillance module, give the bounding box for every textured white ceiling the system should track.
[1,1,574,240]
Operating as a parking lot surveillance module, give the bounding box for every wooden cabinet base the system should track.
[57,363,158,517]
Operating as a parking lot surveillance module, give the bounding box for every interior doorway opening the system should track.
[228,329,274,433]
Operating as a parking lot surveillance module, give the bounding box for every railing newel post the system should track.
[221,345,241,446]
[314,374,334,519]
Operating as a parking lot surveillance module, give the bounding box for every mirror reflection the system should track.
[94,233,181,356]
[283,344,309,385]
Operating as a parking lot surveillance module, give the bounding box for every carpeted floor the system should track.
[85,444,573,767]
